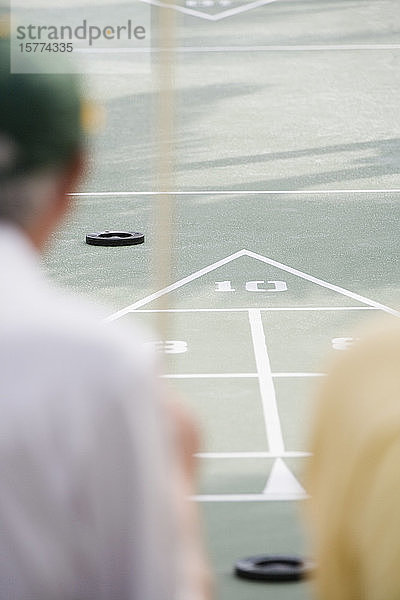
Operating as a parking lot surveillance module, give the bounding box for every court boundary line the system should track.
[162,373,258,378]
[76,44,400,53]
[135,307,377,312]
[191,493,309,502]
[71,189,400,196]
[195,451,311,458]
[105,248,399,321]
[187,44,400,51]
[161,372,324,378]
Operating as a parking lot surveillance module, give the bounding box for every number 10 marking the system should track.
[215,280,288,292]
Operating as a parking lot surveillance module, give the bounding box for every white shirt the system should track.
[0,223,179,600]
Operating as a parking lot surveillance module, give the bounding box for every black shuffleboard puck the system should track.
[86,231,145,247]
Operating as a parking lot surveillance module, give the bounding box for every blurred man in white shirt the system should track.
[0,38,210,600]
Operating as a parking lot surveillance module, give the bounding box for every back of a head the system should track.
[305,320,400,600]
[0,38,84,227]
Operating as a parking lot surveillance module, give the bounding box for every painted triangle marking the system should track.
[106,248,399,321]
[139,0,215,21]
[138,0,279,22]
[106,249,247,321]
[244,249,400,317]
[262,458,307,500]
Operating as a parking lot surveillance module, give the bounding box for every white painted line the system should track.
[161,373,258,378]
[71,189,400,197]
[76,44,400,53]
[105,249,248,321]
[135,308,257,312]
[191,493,309,502]
[249,308,284,455]
[175,44,400,51]
[243,249,400,317]
[133,306,377,313]
[272,372,324,378]
[161,372,324,378]
[74,47,153,53]
[195,451,311,458]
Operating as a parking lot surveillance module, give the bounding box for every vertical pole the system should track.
[153,0,176,340]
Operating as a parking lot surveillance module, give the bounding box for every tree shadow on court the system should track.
[176,137,400,190]
[178,0,396,51]
[85,81,266,191]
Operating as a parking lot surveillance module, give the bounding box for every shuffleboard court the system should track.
[100,245,398,600]
[41,1,400,598]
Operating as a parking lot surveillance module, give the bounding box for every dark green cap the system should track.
[0,38,84,179]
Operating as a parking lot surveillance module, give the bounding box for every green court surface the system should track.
[43,1,400,599]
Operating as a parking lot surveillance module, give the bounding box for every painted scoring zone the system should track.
[138,0,280,22]
[107,249,399,502]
